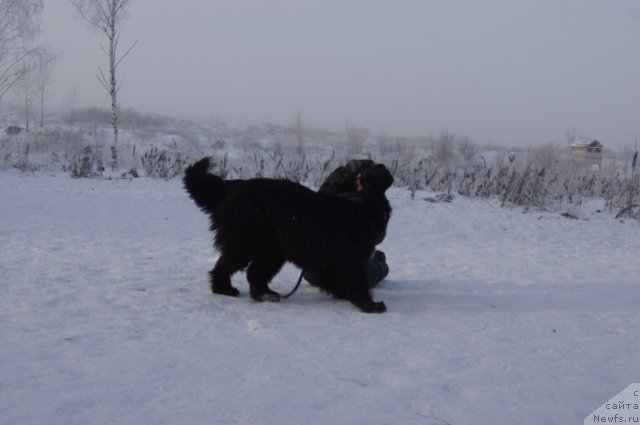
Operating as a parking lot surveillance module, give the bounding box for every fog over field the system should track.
[32,0,640,150]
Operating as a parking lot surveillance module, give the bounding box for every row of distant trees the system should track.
[1,0,51,130]
[1,0,135,170]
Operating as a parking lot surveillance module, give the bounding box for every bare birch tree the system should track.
[35,52,56,128]
[70,0,137,169]
[0,0,45,101]
[63,89,79,130]
[13,51,56,131]
[13,59,35,131]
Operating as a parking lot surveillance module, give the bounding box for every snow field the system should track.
[1,171,639,425]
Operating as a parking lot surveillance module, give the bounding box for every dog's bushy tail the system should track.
[183,157,225,213]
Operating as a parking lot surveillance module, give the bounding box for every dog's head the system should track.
[358,163,393,195]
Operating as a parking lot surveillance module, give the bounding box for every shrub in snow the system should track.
[1,140,41,173]
[65,145,103,178]
[141,147,187,180]
[614,151,639,220]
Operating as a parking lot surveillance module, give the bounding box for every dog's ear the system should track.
[360,164,393,194]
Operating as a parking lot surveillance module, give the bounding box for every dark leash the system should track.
[281,270,305,299]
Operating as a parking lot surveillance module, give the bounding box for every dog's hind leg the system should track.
[246,251,286,303]
[209,254,249,297]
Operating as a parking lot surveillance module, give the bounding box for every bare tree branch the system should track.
[116,40,137,68]
[97,66,110,92]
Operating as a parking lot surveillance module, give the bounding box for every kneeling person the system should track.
[303,159,390,288]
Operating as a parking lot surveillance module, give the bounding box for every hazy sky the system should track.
[41,0,640,148]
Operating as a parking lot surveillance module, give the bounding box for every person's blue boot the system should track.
[369,250,389,286]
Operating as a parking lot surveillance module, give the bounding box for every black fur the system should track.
[183,157,393,313]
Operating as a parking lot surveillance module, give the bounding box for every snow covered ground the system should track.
[1,170,639,425]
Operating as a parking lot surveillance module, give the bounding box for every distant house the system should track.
[5,125,24,136]
[570,139,603,166]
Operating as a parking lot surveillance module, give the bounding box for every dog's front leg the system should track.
[345,267,386,313]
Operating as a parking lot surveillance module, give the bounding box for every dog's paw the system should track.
[361,301,387,313]
[260,292,281,303]
[252,290,281,303]
[212,286,240,297]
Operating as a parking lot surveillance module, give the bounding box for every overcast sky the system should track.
[41,0,639,149]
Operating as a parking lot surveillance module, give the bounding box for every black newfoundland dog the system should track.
[184,157,393,313]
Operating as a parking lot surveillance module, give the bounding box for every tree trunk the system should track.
[39,87,44,128]
[24,91,30,132]
[108,14,118,170]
